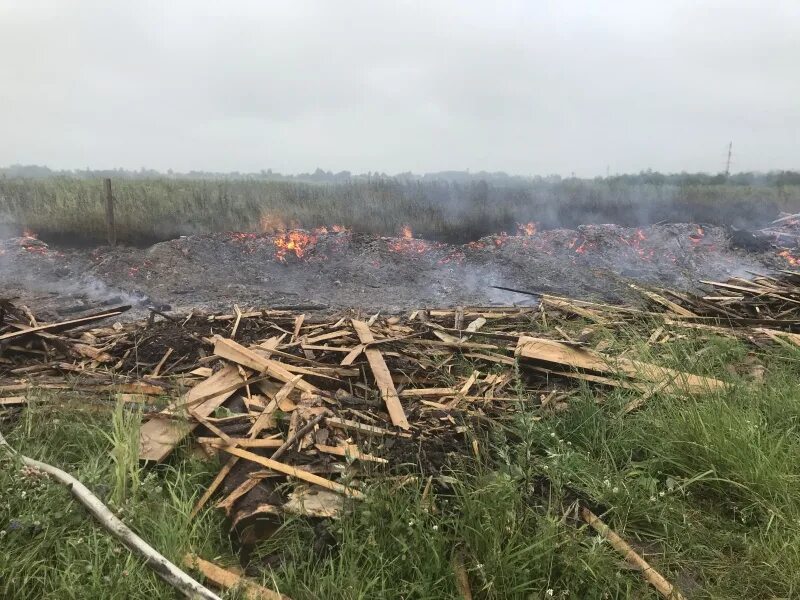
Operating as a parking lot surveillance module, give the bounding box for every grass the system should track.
[3,326,800,598]
[0,177,797,245]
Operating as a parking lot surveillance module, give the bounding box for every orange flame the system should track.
[400,225,413,239]
[312,224,350,235]
[274,230,317,262]
[778,249,799,266]
[517,222,537,236]
[22,228,37,239]
[689,227,705,245]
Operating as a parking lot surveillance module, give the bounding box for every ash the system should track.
[1,223,796,320]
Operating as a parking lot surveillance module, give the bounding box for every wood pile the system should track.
[1,271,796,540]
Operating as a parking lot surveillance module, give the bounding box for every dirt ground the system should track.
[1,223,796,320]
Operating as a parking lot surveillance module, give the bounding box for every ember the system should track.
[517,222,538,236]
[689,226,705,244]
[387,226,430,254]
[778,249,799,266]
[274,230,317,262]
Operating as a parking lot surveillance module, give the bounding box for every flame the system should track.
[312,224,350,235]
[493,232,509,247]
[517,222,538,236]
[778,249,799,266]
[274,230,317,262]
[689,226,705,244]
[22,228,37,239]
[400,225,413,239]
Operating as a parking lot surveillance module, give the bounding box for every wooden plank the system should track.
[399,387,459,397]
[213,444,364,499]
[183,554,290,600]
[326,416,412,438]
[197,437,282,448]
[516,337,724,395]
[352,320,409,429]
[541,295,610,323]
[315,443,388,464]
[628,284,696,317]
[0,306,131,343]
[139,365,244,462]
[213,337,318,393]
[304,329,352,344]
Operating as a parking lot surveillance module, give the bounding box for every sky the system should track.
[0,1,798,176]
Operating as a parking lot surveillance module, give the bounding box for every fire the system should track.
[493,232,510,247]
[274,230,317,262]
[312,225,348,235]
[689,227,705,244]
[387,225,430,254]
[517,222,538,236]
[778,249,799,266]
[22,228,37,239]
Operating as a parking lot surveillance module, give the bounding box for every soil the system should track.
[2,223,797,320]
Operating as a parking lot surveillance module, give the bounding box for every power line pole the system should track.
[725,141,733,176]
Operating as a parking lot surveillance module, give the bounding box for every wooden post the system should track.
[103,178,117,246]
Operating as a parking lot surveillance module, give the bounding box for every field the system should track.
[1,175,799,245]
[3,311,800,599]
[2,172,800,599]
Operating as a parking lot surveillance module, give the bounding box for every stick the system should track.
[271,413,326,461]
[580,507,684,599]
[183,554,289,600]
[104,177,117,246]
[0,431,220,600]
[212,444,364,499]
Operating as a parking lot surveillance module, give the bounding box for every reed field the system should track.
[1,176,798,245]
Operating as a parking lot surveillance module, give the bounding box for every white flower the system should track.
[546,589,555,597]
[432,525,438,531]
[659,491,665,497]
[612,487,619,494]
[550,432,556,438]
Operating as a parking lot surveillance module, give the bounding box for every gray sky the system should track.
[0,1,797,176]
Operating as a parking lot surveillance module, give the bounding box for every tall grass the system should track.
[1,177,797,245]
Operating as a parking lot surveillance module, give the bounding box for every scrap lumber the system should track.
[516,336,725,395]
[213,444,365,499]
[352,319,410,429]
[213,337,319,393]
[581,507,685,600]
[139,365,244,462]
[183,554,289,600]
[0,306,130,343]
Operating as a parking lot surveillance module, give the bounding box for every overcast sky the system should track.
[0,1,797,176]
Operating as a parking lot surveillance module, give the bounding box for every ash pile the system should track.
[3,218,799,317]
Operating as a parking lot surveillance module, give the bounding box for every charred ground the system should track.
[2,220,797,320]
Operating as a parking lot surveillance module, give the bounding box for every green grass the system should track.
[3,329,800,598]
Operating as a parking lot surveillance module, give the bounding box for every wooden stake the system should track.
[103,178,117,246]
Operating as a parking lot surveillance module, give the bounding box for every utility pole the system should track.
[725,141,733,176]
